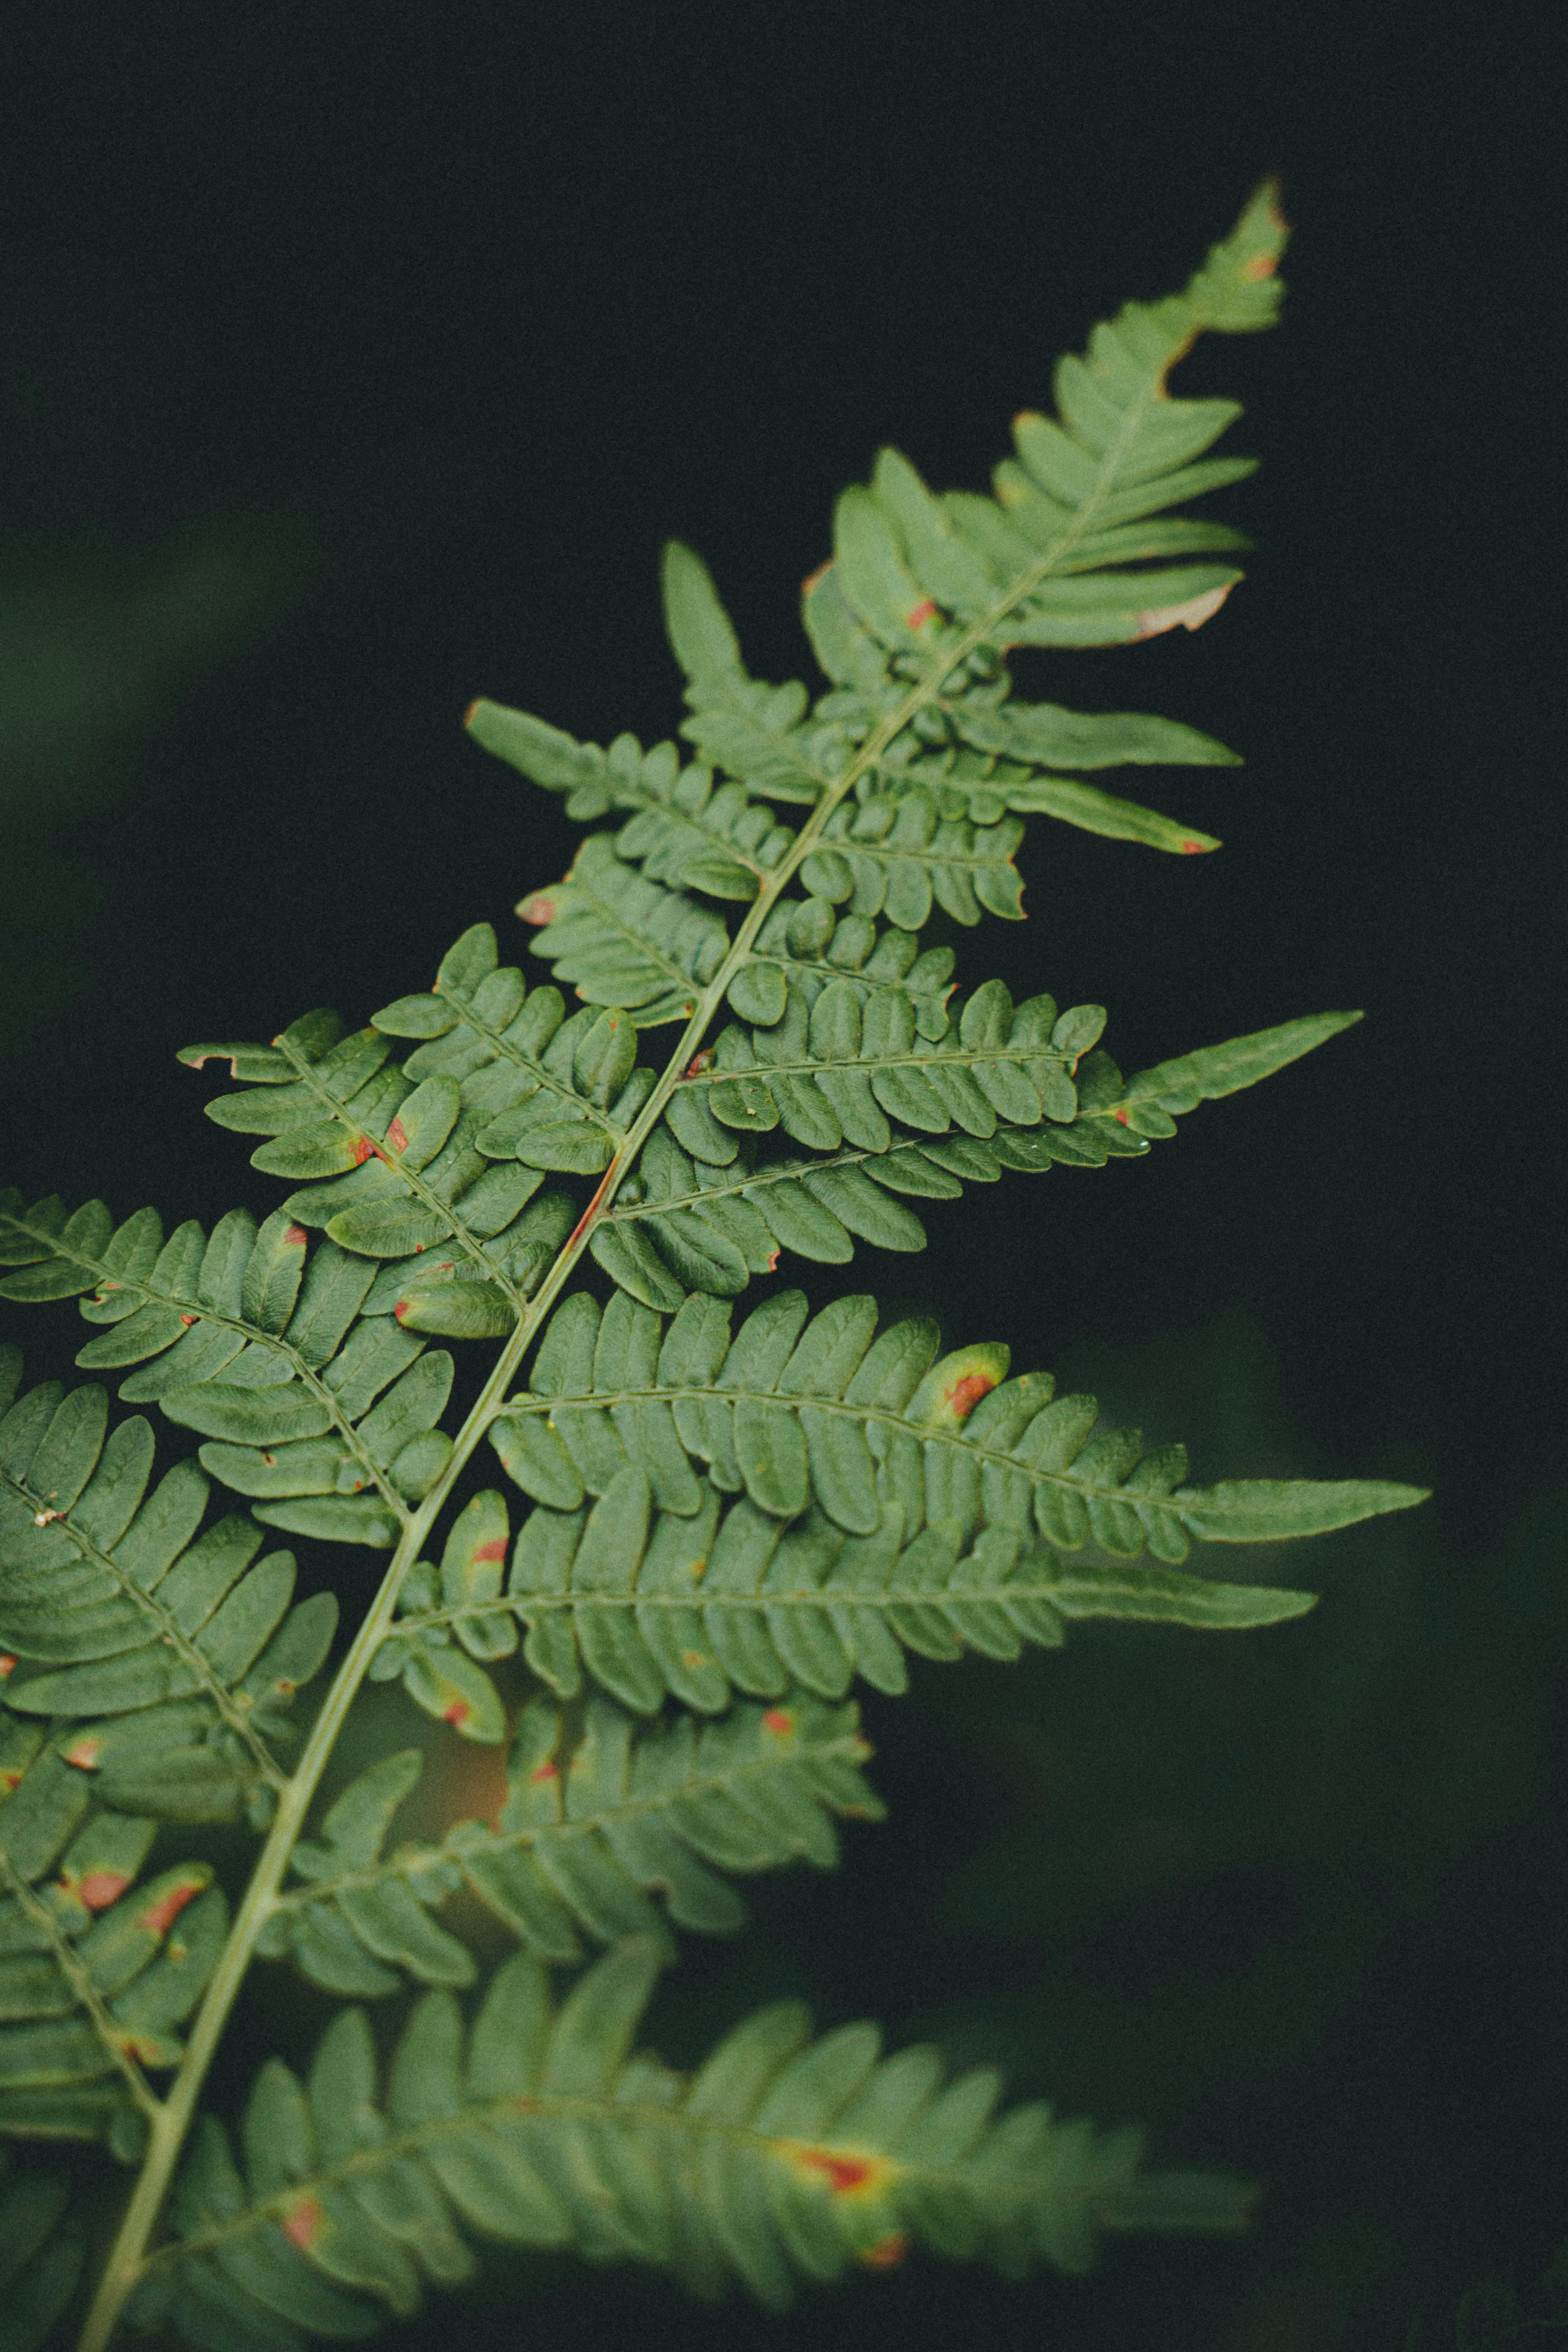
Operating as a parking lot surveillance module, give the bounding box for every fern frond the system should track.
[258,1688,880,1995]
[513,835,730,1025]
[472,178,1285,957]
[135,1938,1253,2341]
[0,2149,85,2350]
[176,993,604,1291]
[0,1196,481,1539]
[361,1289,1419,1715]
[595,1009,1359,1300]
[0,1352,333,1819]
[0,1723,227,2147]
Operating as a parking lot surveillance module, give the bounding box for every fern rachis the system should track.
[0,184,1428,2352]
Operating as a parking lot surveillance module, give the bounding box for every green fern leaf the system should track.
[363,1290,1419,1713]
[0,2151,85,2351]
[0,1721,226,2146]
[0,1353,334,1818]
[513,833,731,1025]
[0,1196,499,1536]
[258,1689,880,1994]
[597,1005,1356,1297]
[138,1937,1254,2339]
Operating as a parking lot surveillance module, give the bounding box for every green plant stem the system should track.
[74,521,1091,2348]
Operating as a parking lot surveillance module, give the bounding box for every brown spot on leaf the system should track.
[284,1224,308,1247]
[75,1871,131,1912]
[519,895,557,926]
[353,1133,376,1165]
[442,1699,472,1728]
[386,1116,409,1155]
[906,599,938,631]
[1242,252,1279,280]
[140,1880,202,1937]
[1178,838,1210,855]
[683,1048,715,1079]
[283,2196,324,2253]
[761,1708,795,1737]
[179,1311,198,1327]
[473,1538,508,1564]
[0,1654,15,1679]
[528,1760,559,1785]
[858,2233,910,2271]
[63,1737,102,1771]
[1134,584,1232,640]
[789,2147,886,2196]
[801,559,834,595]
[945,1371,996,1420]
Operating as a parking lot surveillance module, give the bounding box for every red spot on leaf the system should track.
[519,895,557,926]
[796,2150,875,2195]
[1178,837,1210,855]
[528,1760,559,1784]
[765,1249,781,1272]
[394,1298,412,1322]
[116,2031,169,2065]
[681,1648,708,1669]
[284,1225,307,1247]
[386,1117,409,1155]
[1113,1109,1130,1127]
[1242,252,1279,280]
[179,1310,198,1326]
[0,1654,15,1680]
[802,559,834,595]
[0,1770,22,1792]
[683,1048,715,1079]
[463,700,481,728]
[906,599,938,631]
[283,2196,324,2253]
[261,1453,276,1467]
[353,1133,376,1165]
[859,2233,910,2272]
[945,1371,996,1420]
[442,1699,472,1728]
[762,1709,795,1737]
[63,1738,102,1771]
[141,1880,202,1938]
[414,1242,426,1253]
[473,1539,508,1564]
[76,1871,131,1912]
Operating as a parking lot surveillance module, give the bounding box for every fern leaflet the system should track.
[132,1938,1254,2345]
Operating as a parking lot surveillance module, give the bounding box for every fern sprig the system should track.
[133,1938,1255,2341]
[0,188,1431,2352]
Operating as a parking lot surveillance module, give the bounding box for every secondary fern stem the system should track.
[76,557,1058,2351]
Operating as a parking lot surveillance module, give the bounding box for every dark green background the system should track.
[2,5,1564,2347]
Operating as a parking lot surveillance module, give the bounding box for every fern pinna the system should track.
[0,184,1425,2352]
